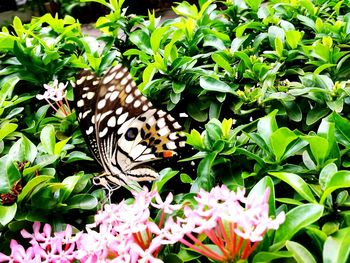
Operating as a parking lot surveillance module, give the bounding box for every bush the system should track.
[0,0,350,262]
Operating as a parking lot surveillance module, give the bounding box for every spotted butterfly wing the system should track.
[74,65,186,190]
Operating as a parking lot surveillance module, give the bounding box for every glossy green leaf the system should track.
[67,194,98,210]
[186,129,204,150]
[60,175,81,201]
[40,125,56,155]
[270,127,298,162]
[320,171,350,204]
[8,135,37,163]
[230,35,249,53]
[269,172,317,203]
[285,30,302,49]
[319,163,338,190]
[273,204,324,247]
[0,203,17,226]
[153,168,179,193]
[150,26,169,53]
[286,241,317,263]
[0,123,18,141]
[192,152,217,192]
[244,0,261,11]
[129,30,152,54]
[199,76,236,94]
[17,175,54,203]
[257,110,278,146]
[328,112,350,148]
[301,135,329,167]
[212,53,233,75]
[65,151,93,163]
[253,251,293,263]
[323,227,350,263]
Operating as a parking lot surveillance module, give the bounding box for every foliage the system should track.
[0,0,350,262]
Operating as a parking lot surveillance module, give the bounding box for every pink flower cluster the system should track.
[162,185,286,262]
[0,223,80,262]
[36,79,71,117]
[0,186,285,263]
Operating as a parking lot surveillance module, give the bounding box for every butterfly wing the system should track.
[73,70,103,166]
[92,65,186,185]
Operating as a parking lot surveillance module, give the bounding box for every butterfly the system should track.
[73,64,187,192]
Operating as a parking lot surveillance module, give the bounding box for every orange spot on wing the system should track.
[163,151,173,158]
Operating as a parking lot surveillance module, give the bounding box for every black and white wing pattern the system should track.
[74,65,186,190]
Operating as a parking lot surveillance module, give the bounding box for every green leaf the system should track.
[0,203,17,226]
[269,172,317,203]
[230,35,249,53]
[320,171,350,204]
[270,127,298,162]
[286,241,317,263]
[180,173,193,184]
[199,76,236,94]
[314,64,336,75]
[172,82,186,94]
[163,253,184,263]
[60,175,81,202]
[273,204,324,248]
[244,0,261,11]
[328,112,350,148]
[301,135,329,167]
[40,125,56,155]
[253,251,293,263]
[275,37,284,57]
[319,163,338,190]
[0,75,20,109]
[186,129,204,150]
[285,30,302,49]
[129,30,152,54]
[268,26,285,47]
[153,168,179,193]
[54,137,71,155]
[192,152,217,192]
[65,151,93,163]
[8,135,37,163]
[212,53,233,75]
[17,175,54,203]
[297,14,316,30]
[0,123,18,141]
[257,110,278,147]
[67,194,98,210]
[323,227,350,263]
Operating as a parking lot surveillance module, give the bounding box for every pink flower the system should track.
[152,192,182,214]
[0,240,43,262]
[36,79,71,117]
[162,186,285,262]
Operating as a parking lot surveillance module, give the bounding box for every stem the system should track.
[244,241,260,259]
[241,239,251,259]
[133,232,146,250]
[230,222,236,255]
[235,235,244,256]
[179,237,224,262]
[64,96,71,114]
[218,219,230,249]
[57,100,68,116]
[204,228,228,258]
[146,228,151,247]
[45,98,58,112]
[158,210,165,229]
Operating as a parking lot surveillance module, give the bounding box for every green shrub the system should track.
[1,0,350,262]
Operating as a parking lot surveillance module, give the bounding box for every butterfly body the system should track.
[74,65,186,190]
